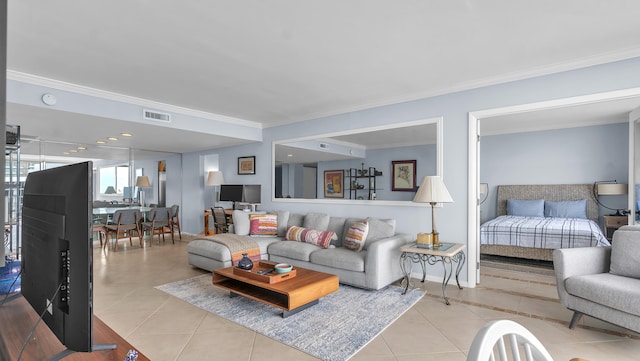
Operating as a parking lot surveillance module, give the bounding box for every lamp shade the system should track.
[596,183,628,195]
[135,175,151,187]
[206,171,225,186]
[413,176,453,203]
[104,186,117,194]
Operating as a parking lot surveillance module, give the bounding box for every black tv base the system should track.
[0,295,149,360]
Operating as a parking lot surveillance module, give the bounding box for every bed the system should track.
[480,184,610,261]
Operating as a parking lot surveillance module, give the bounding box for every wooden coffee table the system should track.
[212,262,339,318]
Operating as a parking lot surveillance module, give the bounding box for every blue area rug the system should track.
[156,274,424,361]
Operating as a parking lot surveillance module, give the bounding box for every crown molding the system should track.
[264,48,640,128]
[7,70,263,129]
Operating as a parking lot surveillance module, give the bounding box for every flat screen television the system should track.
[219,184,244,202]
[242,184,261,204]
[21,161,93,353]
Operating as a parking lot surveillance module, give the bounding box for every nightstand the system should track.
[603,215,628,240]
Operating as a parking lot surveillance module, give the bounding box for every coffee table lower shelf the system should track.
[212,266,338,318]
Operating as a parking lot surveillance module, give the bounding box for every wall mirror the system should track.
[272,117,442,204]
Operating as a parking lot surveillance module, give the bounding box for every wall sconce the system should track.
[594,180,628,216]
[479,183,489,205]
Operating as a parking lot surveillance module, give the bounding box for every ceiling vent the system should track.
[143,109,171,122]
[319,143,329,149]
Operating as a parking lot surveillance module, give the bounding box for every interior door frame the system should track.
[629,106,640,225]
[468,87,640,286]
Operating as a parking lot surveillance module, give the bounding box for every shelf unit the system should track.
[346,166,382,200]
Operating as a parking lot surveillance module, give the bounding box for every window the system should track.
[99,165,129,194]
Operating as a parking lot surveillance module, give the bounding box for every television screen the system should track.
[219,184,244,202]
[21,161,93,352]
[243,184,261,204]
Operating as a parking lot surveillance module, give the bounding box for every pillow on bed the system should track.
[544,200,587,219]
[506,199,544,217]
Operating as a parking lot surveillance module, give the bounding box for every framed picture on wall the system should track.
[238,156,256,175]
[391,160,417,191]
[324,170,344,198]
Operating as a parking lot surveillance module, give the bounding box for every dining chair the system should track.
[142,207,174,245]
[170,204,181,240]
[92,213,108,247]
[466,320,554,361]
[211,207,229,234]
[104,209,143,251]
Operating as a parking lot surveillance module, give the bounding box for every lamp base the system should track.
[432,232,440,247]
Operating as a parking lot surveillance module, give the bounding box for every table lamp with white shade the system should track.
[206,171,225,206]
[412,175,453,247]
[136,176,151,207]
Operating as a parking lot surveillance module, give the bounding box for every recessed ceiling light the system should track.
[63,152,70,155]
[121,133,133,137]
[287,154,293,157]
[77,146,87,150]
[107,137,118,141]
[96,140,107,144]
[68,149,78,153]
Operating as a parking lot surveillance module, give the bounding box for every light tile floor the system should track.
[93,235,640,361]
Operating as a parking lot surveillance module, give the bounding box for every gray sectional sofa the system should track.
[187,210,412,290]
[553,224,640,333]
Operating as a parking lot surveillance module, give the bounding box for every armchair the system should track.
[553,225,640,333]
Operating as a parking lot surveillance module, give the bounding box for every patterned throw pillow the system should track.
[343,220,369,252]
[285,226,335,248]
[249,214,278,236]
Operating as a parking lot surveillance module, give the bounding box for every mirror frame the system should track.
[271,116,443,206]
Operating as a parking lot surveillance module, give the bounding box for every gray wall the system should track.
[479,123,629,224]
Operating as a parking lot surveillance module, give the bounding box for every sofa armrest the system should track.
[552,246,611,305]
[364,233,413,290]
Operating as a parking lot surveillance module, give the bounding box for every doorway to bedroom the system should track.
[468,88,640,286]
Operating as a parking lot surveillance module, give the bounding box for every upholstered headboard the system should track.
[496,184,598,222]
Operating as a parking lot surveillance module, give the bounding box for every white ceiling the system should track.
[7,1,640,159]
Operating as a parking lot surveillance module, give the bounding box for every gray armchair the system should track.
[553,225,640,333]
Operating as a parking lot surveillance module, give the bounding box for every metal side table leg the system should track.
[440,257,455,305]
[399,252,413,295]
[454,252,465,289]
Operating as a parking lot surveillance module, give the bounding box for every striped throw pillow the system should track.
[343,220,369,252]
[249,214,278,236]
[285,226,335,249]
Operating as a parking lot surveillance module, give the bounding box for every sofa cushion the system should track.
[268,240,319,262]
[273,210,290,237]
[303,212,330,230]
[187,239,232,262]
[287,213,305,228]
[565,273,640,317]
[327,217,347,247]
[232,210,251,235]
[310,248,366,272]
[285,226,335,248]
[610,230,640,278]
[343,220,369,252]
[363,217,396,250]
[249,214,278,236]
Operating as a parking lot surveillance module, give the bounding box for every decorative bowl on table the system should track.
[274,263,293,274]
